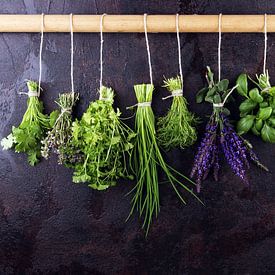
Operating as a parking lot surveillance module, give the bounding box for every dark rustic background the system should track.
[0,1,275,274]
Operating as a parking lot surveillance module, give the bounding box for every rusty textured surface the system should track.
[0,1,275,274]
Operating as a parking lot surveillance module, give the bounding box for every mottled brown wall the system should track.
[0,1,274,274]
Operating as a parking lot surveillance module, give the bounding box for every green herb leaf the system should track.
[255,119,263,131]
[239,98,257,113]
[249,88,263,103]
[257,107,273,120]
[261,123,275,143]
[236,74,248,97]
[237,115,255,135]
[218,79,229,92]
[196,87,208,103]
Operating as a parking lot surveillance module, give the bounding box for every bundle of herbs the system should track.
[192,67,268,192]
[68,86,136,190]
[236,71,275,143]
[41,92,79,164]
[128,83,201,235]
[1,81,57,165]
[157,76,198,150]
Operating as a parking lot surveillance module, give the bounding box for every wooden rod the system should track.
[0,14,274,33]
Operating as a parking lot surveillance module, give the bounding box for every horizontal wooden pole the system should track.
[0,14,274,33]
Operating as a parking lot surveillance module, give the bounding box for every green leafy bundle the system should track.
[69,86,136,190]
[236,71,275,143]
[41,92,79,164]
[157,76,197,150]
[1,81,56,165]
[129,84,201,235]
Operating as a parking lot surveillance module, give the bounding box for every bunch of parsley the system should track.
[1,81,57,165]
[69,86,136,190]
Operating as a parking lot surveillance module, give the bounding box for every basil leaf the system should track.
[259,102,269,108]
[218,79,229,92]
[252,125,261,136]
[239,99,257,113]
[249,88,263,103]
[236,73,248,97]
[268,117,275,127]
[196,87,208,103]
[261,123,275,143]
[255,119,263,131]
[237,115,255,135]
[257,107,272,120]
[269,87,275,96]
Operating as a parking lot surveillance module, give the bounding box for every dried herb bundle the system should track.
[157,76,197,150]
[236,71,275,143]
[1,81,56,165]
[41,92,79,164]
[69,86,136,190]
[129,83,201,234]
[192,67,268,192]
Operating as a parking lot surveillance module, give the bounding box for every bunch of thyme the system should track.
[191,67,268,192]
[41,92,79,164]
[157,76,198,150]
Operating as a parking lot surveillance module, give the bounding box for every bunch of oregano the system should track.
[128,83,201,235]
[1,81,58,165]
[157,76,197,150]
[41,92,79,164]
[69,86,136,190]
[236,71,275,143]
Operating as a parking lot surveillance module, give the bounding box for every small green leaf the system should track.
[251,125,260,136]
[259,102,269,108]
[218,79,229,92]
[269,87,275,96]
[196,87,208,103]
[249,88,263,103]
[213,94,222,104]
[236,74,248,97]
[255,119,263,131]
[49,110,60,127]
[257,107,272,120]
[237,115,255,135]
[239,99,257,113]
[261,123,275,143]
[268,117,275,127]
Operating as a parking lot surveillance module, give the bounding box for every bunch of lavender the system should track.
[41,92,79,164]
[191,67,268,192]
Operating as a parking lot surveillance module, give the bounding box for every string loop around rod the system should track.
[263,13,268,74]
[70,13,74,93]
[218,13,222,82]
[38,13,44,96]
[100,13,107,89]
[144,14,153,85]
[176,14,183,87]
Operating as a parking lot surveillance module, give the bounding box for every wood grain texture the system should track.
[0,0,274,274]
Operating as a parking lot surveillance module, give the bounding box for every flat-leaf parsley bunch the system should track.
[157,76,197,150]
[1,81,57,165]
[69,86,136,190]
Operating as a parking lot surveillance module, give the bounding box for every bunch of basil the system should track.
[236,71,275,143]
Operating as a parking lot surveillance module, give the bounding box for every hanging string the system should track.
[144,14,153,85]
[176,13,183,87]
[263,13,268,74]
[99,13,107,89]
[38,13,44,96]
[70,13,74,93]
[218,13,222,82]
[213,84,238,108]
[162,13,184,101]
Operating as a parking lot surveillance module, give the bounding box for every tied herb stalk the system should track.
[129,84,201,235]
[192,67,268,192]
[236,71,275,143]
[41,92,79,164]
[1,81,56,166]
[69,86,136,190]
[157,76,198,150]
